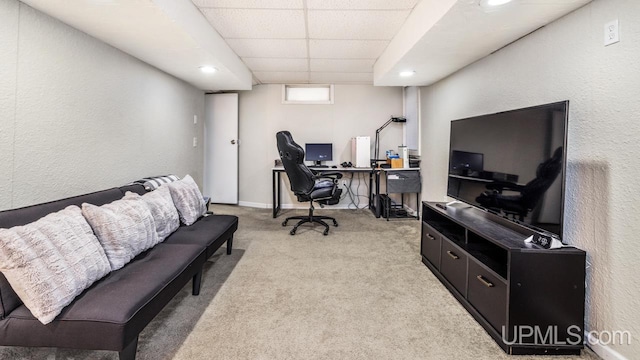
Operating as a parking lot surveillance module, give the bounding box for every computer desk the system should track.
[272,167,420,219]
[272,167,371,218]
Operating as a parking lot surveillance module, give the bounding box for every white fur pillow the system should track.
[0,206,111,324]
[82,196,159,271]
[124,186,179,241]
[167,174,206,226]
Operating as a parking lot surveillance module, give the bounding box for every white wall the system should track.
[0,0,205,211]
[420,0,640,358]
[238,84,403,208]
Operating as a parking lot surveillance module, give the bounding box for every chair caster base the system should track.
[281,205,338,236]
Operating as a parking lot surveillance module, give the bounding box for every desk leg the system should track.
[369,170,381,218]
[272,171,282,218]
[368,171,373,209]
[376,171,382,219]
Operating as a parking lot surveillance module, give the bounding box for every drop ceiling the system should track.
[20,0,592,90]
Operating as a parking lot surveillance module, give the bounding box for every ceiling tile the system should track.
[309,40,388,59]
[308,10,409,40]
[307,0,418,10]
[309,72,373,83]
[226,39,307,58]
[192,0,303,9]
[254,71,309,83]
[202,9,306,39]
[243,58,308,71]
[310,59,375,72]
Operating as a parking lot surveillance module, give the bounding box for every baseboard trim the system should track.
[237,201,417,214]
[585,331,629,360]
[237,202,366,210]
[237,201,270,208]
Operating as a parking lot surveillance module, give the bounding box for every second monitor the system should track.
[305,143,332,167]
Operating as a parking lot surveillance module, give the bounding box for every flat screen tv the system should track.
[447,101,568,239]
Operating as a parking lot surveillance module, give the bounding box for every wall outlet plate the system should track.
[604,19,620,46]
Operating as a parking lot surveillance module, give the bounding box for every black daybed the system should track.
[0,183,238,360]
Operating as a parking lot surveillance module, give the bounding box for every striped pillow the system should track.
[133,175,180,191]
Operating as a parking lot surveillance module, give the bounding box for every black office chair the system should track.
[276,131,343,235]
[476,147,563,221]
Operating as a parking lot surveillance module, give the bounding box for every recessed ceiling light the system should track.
[482,0,512,6]
[400,71,416,77]
[199,66,217,74]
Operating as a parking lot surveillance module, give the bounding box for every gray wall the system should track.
[0,0,205,211]
[403,86,420,151]
[238,84,403,208]
[420,0,640,357]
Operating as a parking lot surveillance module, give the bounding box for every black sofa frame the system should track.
[0,184,238,360]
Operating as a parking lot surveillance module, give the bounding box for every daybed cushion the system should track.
[82,197,159,271]
[0,243,205,351]
[167,175,206,226]
[164,214,238,258]
[124,186,179,241]
[0,206,111,324]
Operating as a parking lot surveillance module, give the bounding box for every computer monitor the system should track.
[450,150,484,176]
[305,143,333,167]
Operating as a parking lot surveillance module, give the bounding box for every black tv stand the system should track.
[420,202,586,355]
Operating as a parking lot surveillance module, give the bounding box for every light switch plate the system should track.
[604,19,619,46]
[193,137,197,147]
[193,115,198,124]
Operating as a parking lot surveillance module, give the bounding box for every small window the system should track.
[282,84,334,104]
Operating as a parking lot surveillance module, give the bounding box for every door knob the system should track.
[230,139,236,144]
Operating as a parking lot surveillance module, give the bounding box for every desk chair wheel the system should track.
[332,220,338,227]
[290,229,296,235]
[282,220,288,226]
[323,229,329,236]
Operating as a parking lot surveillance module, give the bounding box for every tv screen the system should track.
[447,101,568,239]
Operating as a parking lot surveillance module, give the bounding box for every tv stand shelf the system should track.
[421,202,586,355]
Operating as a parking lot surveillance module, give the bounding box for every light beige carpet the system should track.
[0,205,599,360]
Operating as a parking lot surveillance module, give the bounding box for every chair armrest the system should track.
[314,171,343,180]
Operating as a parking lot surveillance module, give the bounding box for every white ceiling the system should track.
[193,0,419,85]
[19,0,592,90]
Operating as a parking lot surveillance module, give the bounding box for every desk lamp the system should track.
[373,116,406,167]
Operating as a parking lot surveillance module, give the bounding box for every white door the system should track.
[204,93,239,204]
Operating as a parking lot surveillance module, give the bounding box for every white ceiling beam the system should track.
[373,0,457,86]
[20,0,252,91]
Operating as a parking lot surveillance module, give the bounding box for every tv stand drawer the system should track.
[467,259,507,331]
[421,223,441,269]
[440,238,467,296]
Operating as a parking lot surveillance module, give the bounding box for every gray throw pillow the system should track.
[167,174,206,226]
[0,206,111,324]
[82,196,159,271]
[124,186,179,241]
